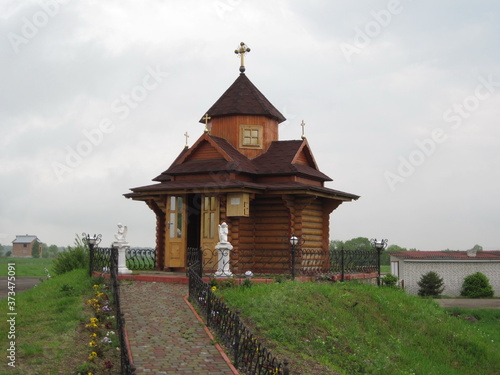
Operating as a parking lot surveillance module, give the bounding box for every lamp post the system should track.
[371,238,387,286]
[289,234,306,280]
[83,233,102,277]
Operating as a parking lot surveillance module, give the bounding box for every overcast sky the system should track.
[1,0,499,251]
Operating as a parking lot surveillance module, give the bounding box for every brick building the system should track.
[12,235,43,257]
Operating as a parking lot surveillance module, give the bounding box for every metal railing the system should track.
[187,246,378,281]
[109,247,136,375]
[188,262,290,375]
[126,248,156,270]
[90,247,157,273]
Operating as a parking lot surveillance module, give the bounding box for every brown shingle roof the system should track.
[126,180,358,200]
[200,73,286,124]
[253,140,332,181]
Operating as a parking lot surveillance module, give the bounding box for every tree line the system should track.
[329,237,484,266]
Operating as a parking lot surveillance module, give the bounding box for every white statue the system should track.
[218,222,228,243]
[114,223,128,242]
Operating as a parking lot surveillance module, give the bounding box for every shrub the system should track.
[418,271,444,297]
[52,236,89,275]
[460,272,494,298]
[381,273,398,287]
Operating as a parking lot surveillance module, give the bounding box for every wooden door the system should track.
[200,196,219,269]
[165,196,186,268]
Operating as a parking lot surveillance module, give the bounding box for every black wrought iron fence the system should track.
[187,246,378,281]
[188,263,290,375]
[91,247,112,274]
[187,247,290,278]
[126,248,156,270]
[109,247,136,375]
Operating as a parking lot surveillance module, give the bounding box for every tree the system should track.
[417,271,445,297]
[48,245,59,258]
[31,241,41,258]
[472,244,483,252]
[329,240,344,250]
[386,244,407,252]
[460,272,493,298]
[343,237,372,250]
[0,243,4,256]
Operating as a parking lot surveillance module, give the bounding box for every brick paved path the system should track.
[121,281,235,375]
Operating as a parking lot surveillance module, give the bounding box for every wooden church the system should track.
[125,43,359,273]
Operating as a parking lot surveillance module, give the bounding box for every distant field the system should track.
[0,257,53,277]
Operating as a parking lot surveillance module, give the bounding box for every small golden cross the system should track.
[202,113,211,133]
[234,42,251,73]
[301,120,306,139]
[184,132,189,148]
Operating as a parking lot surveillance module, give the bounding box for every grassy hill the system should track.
[218,281,500,375]
[0,257,53,277]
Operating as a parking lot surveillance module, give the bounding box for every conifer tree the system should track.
[417,271,444,297]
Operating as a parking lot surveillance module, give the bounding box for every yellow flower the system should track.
[90,333,97,338]
[211,286,217,292]
[90,317,99,324]
[89,340,97,347]
[88,351,98,360]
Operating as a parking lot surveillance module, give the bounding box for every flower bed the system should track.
[77,283,121,374]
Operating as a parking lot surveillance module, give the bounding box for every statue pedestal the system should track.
[214,242,233,277]
[112,241,133,275]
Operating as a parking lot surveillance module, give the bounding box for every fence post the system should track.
[89,244,94,278]
[234,320,240,368]
[283,359,290,375]
[206,285,211,328]
[341,247,345,282]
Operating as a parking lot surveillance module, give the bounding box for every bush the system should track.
[381,273,398,287]
[418,271,444,297]
[51,236,89,275]
[460,272,494,298]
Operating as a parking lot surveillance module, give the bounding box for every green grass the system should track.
[0,257,53,277]
[0,269,94,374]
[218,282,500,375]
[380,265,390,273]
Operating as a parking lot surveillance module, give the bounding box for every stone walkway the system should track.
[121,281,236,375]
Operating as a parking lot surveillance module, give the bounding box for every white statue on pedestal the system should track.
[218,222,228,243]
[114,223,128,243]
[112,223,132,275]
[215,222,233,277]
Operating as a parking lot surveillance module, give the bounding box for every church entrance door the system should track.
[200,195,219,270]
[165,195,186,269]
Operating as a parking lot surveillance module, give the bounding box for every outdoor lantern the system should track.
[372,239,387,251]
[88,236,97,246]
[371,238,388,286]
[290,235,299,246]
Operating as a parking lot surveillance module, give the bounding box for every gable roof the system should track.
[253,140,332,181]
[200,73,286,124]
[390,251,500,260]
[154,135,257,181]
[153,136,332,182]
[13,235,40,244]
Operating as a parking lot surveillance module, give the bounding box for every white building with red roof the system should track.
[390,250,500,296]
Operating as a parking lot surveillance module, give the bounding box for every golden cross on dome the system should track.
[234,42,251,73]
[301,120,306,139]
[202,113,211,133]
[184,132,189,148]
